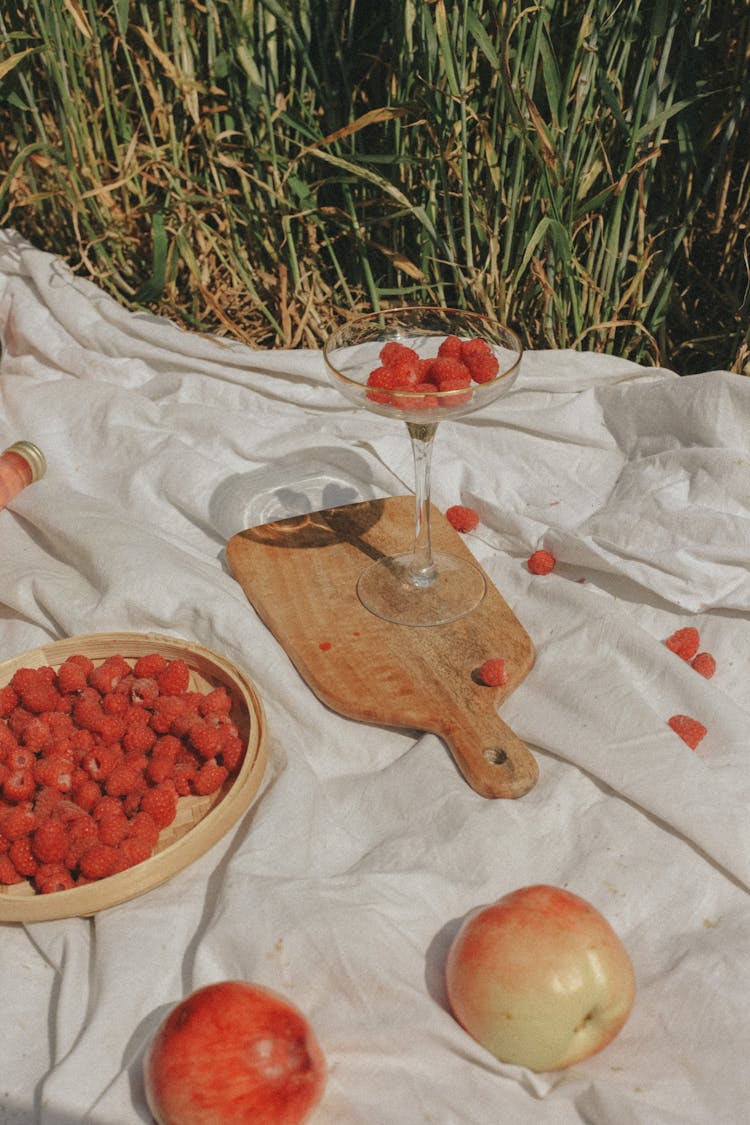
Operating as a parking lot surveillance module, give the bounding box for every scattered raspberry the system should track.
[691,652,716,679]
[527,549,556,575]
[668,714,707,750]
[664,627,700,662]
[446,505,479,533]
[478,659,509,687]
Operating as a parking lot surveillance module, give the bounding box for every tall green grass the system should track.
[0,0,747,371]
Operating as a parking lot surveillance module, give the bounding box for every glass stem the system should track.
[406,421,438,586]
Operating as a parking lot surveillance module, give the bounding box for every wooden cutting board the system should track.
[226,496,538,798]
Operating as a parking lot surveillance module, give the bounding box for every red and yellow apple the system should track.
[445,884,636,1072]
[144,980,326,1125]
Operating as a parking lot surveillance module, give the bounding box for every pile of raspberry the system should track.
[0,652,245,893]
[366,336,500,408]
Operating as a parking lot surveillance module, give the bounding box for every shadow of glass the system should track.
[208,447,383,542]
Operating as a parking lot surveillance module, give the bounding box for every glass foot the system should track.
[356,551,487,626]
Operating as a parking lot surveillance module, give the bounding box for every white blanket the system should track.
[1,229,748,1124]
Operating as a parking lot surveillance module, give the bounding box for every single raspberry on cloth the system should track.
[691,652,716,679]
[668,714,707,750]
[446,505,479,533]
[664,627,700,662]
[527,549,556,575]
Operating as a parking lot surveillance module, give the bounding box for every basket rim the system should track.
[0,631,268,922]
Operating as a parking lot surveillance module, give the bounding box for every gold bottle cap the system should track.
[4,441,47,482]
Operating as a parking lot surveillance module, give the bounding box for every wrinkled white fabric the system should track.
[1,229,748,1125]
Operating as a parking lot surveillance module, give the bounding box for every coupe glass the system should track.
[323,306,523,626]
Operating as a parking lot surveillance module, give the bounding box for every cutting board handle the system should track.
[441,709,539,799]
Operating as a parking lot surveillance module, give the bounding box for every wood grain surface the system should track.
[227,496,538,799]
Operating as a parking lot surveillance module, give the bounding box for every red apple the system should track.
[445,884,636,1072]
[144,980,326,1125]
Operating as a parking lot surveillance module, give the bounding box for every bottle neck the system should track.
[0,449,34,509]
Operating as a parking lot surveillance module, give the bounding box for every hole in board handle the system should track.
[483,747,508,766]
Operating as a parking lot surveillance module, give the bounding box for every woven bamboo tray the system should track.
[0,632,267,922]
